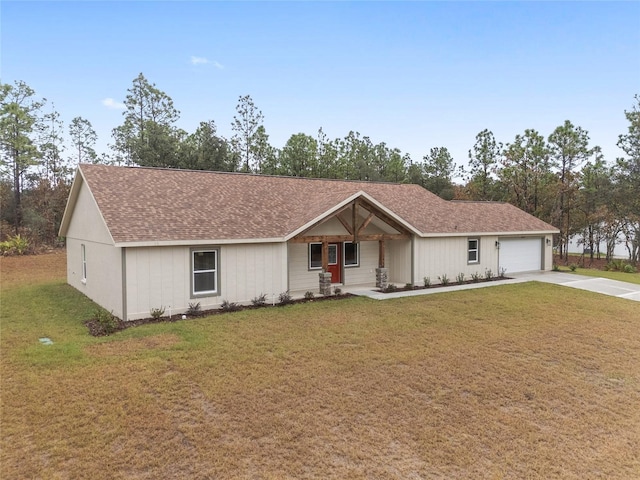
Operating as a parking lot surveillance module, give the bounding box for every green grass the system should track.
[557,265,640,284]
[2,258,640,479]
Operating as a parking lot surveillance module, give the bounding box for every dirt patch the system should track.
[554,253,610,269]
[0,250,66,289]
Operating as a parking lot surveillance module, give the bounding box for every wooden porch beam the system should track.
[352,200,359,243]
[378,240,385,268]
[289,233,411,244]
[322,241,329,272]
[357,211,375,236]
[336,214,353,235]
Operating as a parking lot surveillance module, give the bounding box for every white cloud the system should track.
[190,56,210,65]
[102,98,125,110]
[190,56,224,69]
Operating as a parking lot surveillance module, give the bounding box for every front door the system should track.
[327,243,341,283]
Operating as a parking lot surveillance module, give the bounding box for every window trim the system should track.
[81,244,87,284]
[343,241,360,268]
[467,238,480,264]
[309,243,323,270]
[190,247,220,298]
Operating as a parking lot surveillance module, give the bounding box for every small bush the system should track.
[552,263,560,271]
[0,234,29,256]
[187,302,201,315]
[456,273,465,284]
[438,274,449,286]
[94,308,119,335]
[333,286,342,295]
[569,264,578,272]
[220,300,241,312]
[384,284,397,293]
[405,283,414,290]
[484,269,494,280]
[471,272,481,282]
[304,291,315,300]
[251,293,267,306]
[278,291,293,305]
[423,276,431,287]
[499,267,507,278]
[623,264,637,273]
[606,259,626,272]
[150,306,166,319]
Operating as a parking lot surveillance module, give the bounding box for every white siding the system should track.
[414,236,500,284]
[388,239,412,284]
[288,243,319,292]
[342,241,378,285]
[65,180,123,318]
[125,243,287,321]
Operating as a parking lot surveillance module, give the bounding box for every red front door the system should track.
[327,243,341,283]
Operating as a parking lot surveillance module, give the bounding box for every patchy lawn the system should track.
[1,253,639,479]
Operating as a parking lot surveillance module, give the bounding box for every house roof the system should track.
[60,164,558,245]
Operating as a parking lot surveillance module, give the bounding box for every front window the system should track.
[468,239,479,263]
[309,243,322,269]
[192,249,218,296]
[344,242,359,267]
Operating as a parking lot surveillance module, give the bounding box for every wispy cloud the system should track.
[191,56,224,69]
[191,55,210,65]
[102,98,125,110]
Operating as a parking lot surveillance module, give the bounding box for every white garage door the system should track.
[499,237,542,274]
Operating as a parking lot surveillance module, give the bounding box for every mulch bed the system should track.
[377,276,511,294]
[554,254,610,269]
[85,293,354,337]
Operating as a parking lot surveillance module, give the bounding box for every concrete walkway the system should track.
[348,271,640,303]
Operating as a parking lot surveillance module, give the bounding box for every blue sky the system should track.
[2,1,639,175]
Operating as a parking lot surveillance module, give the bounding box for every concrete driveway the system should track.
[512,271,640,302]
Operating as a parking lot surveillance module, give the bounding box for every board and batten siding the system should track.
[125,243,287,321]
[413,236,500,283]
[387,239,412,284]
[64,178,124,318]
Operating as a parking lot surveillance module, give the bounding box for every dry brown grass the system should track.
[0,250,66,289]
[1,253,640,479]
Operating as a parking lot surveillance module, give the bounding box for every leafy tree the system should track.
[616,94,640,262]
[231,95,264,173]
[466,129,501,200]
[112,73,181,167]
[38,104,68,184]
[69,116,97,165]
[0,80,44,233]
[500,129,554,218]
[423,147,456,199]
[279,133,318,177]
[181,121,233,171]
[548,120,592,259]
[252,125,277,175]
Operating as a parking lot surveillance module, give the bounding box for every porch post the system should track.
[376,240,389,289]
[322,241,329,272]
[319,241,332,295]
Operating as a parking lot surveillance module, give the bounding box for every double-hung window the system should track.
[81,244,87,283]
[309,243,322,269]
[468,239,479,264]
[192,249,218,296]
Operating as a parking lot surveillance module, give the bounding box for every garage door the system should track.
[499,237,542,274]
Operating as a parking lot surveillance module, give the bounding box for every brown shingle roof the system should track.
[72,164,557,244]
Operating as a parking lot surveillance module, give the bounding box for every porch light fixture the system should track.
[495,241,500,249]
[546,238,551,246]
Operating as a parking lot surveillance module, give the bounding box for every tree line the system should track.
[1,75,638,263]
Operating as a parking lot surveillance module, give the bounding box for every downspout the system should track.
[411,236,415,285]
[121,247,128,321]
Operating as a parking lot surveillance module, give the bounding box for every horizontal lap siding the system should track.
[342,241,377,285]
[414,236,499,283]
[125,243,287,320]
[288,243,318,291]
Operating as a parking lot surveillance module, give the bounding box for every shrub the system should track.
[251,293,267,306]
[333,286,342,295]
[384,284,397,293]
[438,274,449,286]
[606,259,626,272]
[623,264,637,273]
[456,273,465,284]
[150,306,166,319]
[0,234,29,256]
[220,300,241,312]
[423,276,431,287]
[484,269,494,280]
[304,291,315,300]
[569,264,578,272]
[499,267,507,278]
[94,308,119,335]
[278,291,293,305]
[187,302,201,315]
[552,263,560,272]
[405,283,414,290]
[471,272,481,282]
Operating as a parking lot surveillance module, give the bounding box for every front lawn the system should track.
[1,253,639,479]
[556,265,640,285]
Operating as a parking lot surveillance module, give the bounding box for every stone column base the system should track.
[319,272,333,296]
[376,267,389,289]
